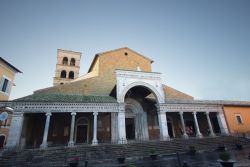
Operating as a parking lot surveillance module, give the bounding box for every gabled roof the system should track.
[0,57,22,73]
[88,47,153,72]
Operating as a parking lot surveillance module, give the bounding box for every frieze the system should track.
[160,103,223,113]
[0,102,14,108]
[116,70,161,81]
[7,102,119,113]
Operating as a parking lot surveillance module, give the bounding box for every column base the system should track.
[118,138,127,144]
[40,142,48,149]
[196,133,203,138]
[68,141,75,147]
[182,134,189,139]
[161,136,170,141]
[92,139,98,146]
[209,133,216,137]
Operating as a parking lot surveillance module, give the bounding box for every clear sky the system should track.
[0,0,249,101]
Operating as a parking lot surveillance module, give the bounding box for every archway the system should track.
[70,58,75,66]
[62,57,68,65]
[75,117,89,143]
[60,70,67,78]
[69,71,74,79]
[118,81,164,104]
[124,86,160,141]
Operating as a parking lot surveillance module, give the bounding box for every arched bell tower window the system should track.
[70,58,75,66]
[62,57,68,65]
[69,71,74,79]
[60,70,67,78]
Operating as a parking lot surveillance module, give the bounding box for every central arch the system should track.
[118,81,165,104]
[122,85,161,141]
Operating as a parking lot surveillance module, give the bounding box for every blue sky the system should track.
[0,0,250,101]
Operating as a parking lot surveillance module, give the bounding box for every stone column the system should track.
[205,112,215,137]
[192,112,202,138]
[111,112,118,143]
[179,112,188,139]
[216,112,229,135]
[40,112,52,149]
[92,112,98,145]
[68,112,76,147]
[157,104,170,141]
[117,103,127,144]
[6,112,24,148]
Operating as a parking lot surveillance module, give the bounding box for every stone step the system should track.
[1,136,249,166]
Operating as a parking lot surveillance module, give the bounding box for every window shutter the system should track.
[0,77,4,91]
[6,80,12,94]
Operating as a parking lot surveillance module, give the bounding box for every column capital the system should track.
[93,112,98,116]
[46,112,52,117]
[155,103,165,112]
[157,111,165,115]
[205,111,210,115]
[192,112,197,115]
[71,112,76,116]
[179,111,184,115]
[118,103,125,113]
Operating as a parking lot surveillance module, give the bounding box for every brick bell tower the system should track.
[53,49,81,86]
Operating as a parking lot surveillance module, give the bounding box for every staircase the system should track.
[0,136,249,167]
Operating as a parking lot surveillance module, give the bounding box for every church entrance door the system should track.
[76,125,88,143]
[75,117,89,143]
[167,122,174,138]
[126,118,135,140]
[0,136,5,148]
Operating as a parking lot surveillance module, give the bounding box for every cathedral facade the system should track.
[1,47,249,149]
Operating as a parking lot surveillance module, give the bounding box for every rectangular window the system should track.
[235,114,243,124]
[0,76,11,95]
[1,79,9,92]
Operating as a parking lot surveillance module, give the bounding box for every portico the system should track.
[0,69,229,149]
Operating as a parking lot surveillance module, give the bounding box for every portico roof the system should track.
[165,99,250,106]
[14,93,117,103]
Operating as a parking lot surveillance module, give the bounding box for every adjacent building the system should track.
[0,57,21,148]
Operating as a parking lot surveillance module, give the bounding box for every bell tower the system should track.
[53,49,81,86]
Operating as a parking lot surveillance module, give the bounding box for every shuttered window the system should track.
[0,76,11,95]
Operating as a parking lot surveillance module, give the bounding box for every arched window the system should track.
[60,70,67,78]
[62,57,68,65]
[70,58,75,66]
[69,71,74,79]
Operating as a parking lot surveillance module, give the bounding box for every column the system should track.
[158,112,170,141]
[92,112,98,145]
[6,112,24,148]
[192,112,202,138]
[205,112,215,137]
[117,103,127,144]
[157,104,170,141]
[68,112,76,147]
[40,112,52,149]
[179,112,188,139]
[111,112,118,143]
[216,112,229,135]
